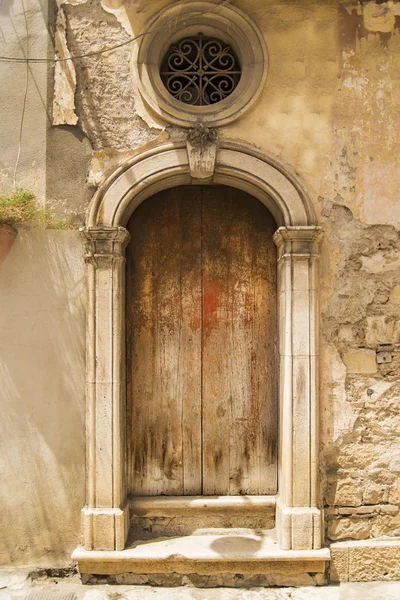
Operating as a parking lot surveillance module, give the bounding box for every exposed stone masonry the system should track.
[320,203,400,543]
[62,0,161,152]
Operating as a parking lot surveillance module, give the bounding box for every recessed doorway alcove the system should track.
[73,140,329,582]
[126,185,278,499]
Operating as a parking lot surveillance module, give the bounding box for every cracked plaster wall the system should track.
[1,0,400,565]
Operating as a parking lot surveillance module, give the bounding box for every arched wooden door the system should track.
[126,185,277,496]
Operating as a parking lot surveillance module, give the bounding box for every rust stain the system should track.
[202,278,223,331]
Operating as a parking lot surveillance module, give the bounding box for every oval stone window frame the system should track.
[132,1,268,127]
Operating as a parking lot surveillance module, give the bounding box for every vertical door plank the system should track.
[126,187,202,496]
[201,189,233,494]
[202,187,278,495]
[180,192,203,495]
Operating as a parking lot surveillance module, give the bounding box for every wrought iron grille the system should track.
[160,33,241,106]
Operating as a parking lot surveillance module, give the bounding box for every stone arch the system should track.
[75,139,326,570]
[87,140,317,229]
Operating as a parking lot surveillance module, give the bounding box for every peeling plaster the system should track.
[346,1,400,33]
[98,0,169,130]
[100,0,135,37]
[53,1,78,126]
[61,0,164,152]
[320,199,400,541]
[87,132,169,186]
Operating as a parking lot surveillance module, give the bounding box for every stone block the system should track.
[338,325,354,342]
[389,481,400,504]
[291,512,313,550]
[363,482,385,505]
[130,515,276,540]
[327,478,363,507]
[348,540,400,581]
[329,544,349,583]
[92,513,115,551]
[342,349,377,374]
[389,458,400,473]
[389,285,400,305]
[355,506,378,515]
[371,513,400,537]
[82,507,128,551]
[338,508,355,516]
[330,539,400,582]
[365,316,395,345]
[327,517,371,541]
[79,568,328,588]
[379,504,399,515]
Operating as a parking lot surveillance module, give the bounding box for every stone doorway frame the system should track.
[81,139,323,553]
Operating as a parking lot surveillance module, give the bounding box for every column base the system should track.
[276,500,322,550]
[82,506,130,551]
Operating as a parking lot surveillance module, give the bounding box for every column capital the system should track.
[81,226,130,262]
[273,226,323,259]
[273,226,323,246]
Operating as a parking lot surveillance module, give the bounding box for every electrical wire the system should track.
[6,0,232,185]
[12,0,29,186]
[0,0,233,64]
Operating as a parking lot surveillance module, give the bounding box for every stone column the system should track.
[81,226,130,551]
[273,226,323,551]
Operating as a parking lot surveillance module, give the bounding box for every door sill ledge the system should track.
[129,495,276,517]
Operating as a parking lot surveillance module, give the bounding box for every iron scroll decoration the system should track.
[160,33,242,106]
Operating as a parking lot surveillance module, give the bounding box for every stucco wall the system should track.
[0,0,49,195]
[0,0,92,224]
[0,0,400,566]
[0,230,85,566]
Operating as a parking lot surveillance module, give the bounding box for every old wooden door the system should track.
[126,186,277,497]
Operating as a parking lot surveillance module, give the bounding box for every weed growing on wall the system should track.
[0,189,69,229]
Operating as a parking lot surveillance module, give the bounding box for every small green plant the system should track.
[0,189,69,229]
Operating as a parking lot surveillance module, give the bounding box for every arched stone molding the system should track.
[88,140,316,228]
[80,140,323,554]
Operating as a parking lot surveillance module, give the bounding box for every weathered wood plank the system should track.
[202,187,278,495]
[180,193,202,495]
[201,189,232,494]
[126,187,202,496]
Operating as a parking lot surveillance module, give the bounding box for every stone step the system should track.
[129,495,276,538]
[73,529,330,586]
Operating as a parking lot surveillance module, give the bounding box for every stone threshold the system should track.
[129,495,277,517]
[73,532,330,576]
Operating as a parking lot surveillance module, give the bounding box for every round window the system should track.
[132,1,268,127]
[160,33,241,107]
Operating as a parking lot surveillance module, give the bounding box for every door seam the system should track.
[200,186,204,496]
